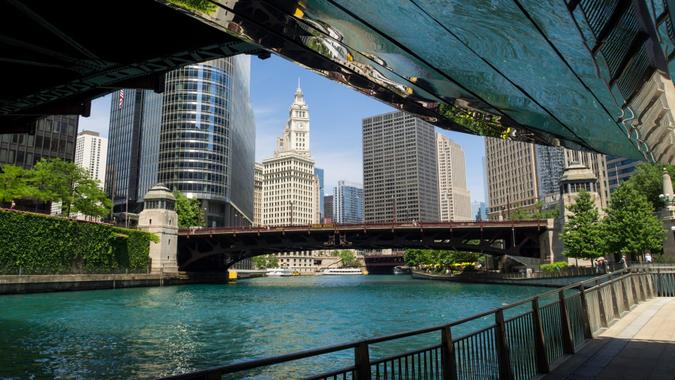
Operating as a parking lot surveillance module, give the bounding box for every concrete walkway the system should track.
[544,297,675,380]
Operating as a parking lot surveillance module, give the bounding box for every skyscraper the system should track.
[363,111,439,223]
[75,130,107,186]
[324,195,334,223]
[106,56,255,226]
[261,85,320,226]
[254,162,264,226]
[0,115,78,168]
[334,180,364,224]
[471,201,488,221]
[315,167,324,220]
[485,138,539,220]
[436,133,472,221]
[106,89,162,214]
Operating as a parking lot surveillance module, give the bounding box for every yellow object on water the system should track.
[228,271,238,280]
[362,269,369,275]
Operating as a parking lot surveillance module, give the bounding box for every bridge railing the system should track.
[160,267,675,380]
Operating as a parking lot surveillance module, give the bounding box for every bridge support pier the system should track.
[138,185,179,274]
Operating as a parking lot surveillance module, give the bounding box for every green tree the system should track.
[603,183,665,260]
[252,255,279,269]
[0,165,32,203]
[561,190,605,262]
[174,191,205,227]
[338,250,359,267]
[509,201,559,220]
[72,177,111,219]
[624,163,675,210]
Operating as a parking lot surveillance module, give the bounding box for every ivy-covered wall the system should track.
[0,210,155,274]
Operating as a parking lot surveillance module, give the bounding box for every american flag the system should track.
[118,89,125,109]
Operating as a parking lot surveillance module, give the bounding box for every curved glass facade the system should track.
[158,57,254,226]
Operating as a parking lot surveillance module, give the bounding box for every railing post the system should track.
[558,290,575,354]
[494,309,513,380]
[355,342,371,380]
[441,326,457,380]
[596,284,608,328]
[609,280,620,320]
[619,277,630,312]
[578,285,593,339]
[637,273,646,301]
[531,297,550,373]
[630,274,640,304]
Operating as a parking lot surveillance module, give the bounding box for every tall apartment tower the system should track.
[106,56,255,226]
[261,85,320,226]
[253,162,264,226]
[363,111,439,223]
[334,180,364,223]
[0,115,78,168]
[485,138,539,220]
[74,130,107,186]
[436,133,472,221]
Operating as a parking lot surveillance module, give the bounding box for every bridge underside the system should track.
[177,224,548,272]
[3,1,675,161]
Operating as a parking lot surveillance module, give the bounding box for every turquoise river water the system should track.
[0,275,545,379]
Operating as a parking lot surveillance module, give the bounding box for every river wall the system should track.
[411,270,595,287]
[0,273,229,295]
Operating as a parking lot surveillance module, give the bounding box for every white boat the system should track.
[320,268,363,275]
[266,268,293,277]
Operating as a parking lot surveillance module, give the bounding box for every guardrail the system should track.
[160,267,670,380]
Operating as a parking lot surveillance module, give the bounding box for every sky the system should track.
[78,55,487,203]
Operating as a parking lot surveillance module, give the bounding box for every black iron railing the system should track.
[160,267,672,380]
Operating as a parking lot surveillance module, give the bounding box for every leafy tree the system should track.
[32,159,110,218]
[0,165,33,203]
[603,183,665,260]
[174,191,205,227]
[624,163,675,210]
[72,177,111,219]
[252,255,279,269]
[403,249,481,267]
[338,250,359,267]
[561,190,605,261]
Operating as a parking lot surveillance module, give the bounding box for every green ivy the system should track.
[0,210,155,274]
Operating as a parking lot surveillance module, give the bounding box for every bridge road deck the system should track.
[544,297,675,380]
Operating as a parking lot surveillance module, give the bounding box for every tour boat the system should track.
[266,268,293,277]
[320,268,364,275]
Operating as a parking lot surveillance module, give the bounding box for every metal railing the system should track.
[160,267,672,380]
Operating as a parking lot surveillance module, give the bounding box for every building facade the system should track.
[261,85,320,226]
[485,138,539,220]
[607,156,641,191]
[315,167,324,220]
[363,111,439,223]
[535,145,610,209]
[0,115,78,168]
[74,130,107,186]
[487,138,610,219]
[334,180,364,224]
[324,194,334,223]
[436,133,472,221]
[106,56,255,226]
[254,162,264,225]
[106,89,162,214]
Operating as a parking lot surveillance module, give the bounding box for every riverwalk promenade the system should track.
[545,296,675,380]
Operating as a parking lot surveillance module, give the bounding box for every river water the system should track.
[0,275,545,379]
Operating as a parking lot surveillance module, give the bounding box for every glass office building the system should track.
[334,180,364,224]
[106,89,163,213]
[157,56,254,227]
[314,167,324,220]
[107,56,255,226]
[0,115,78,168]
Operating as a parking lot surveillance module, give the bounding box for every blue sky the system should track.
[78,55,486,202]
